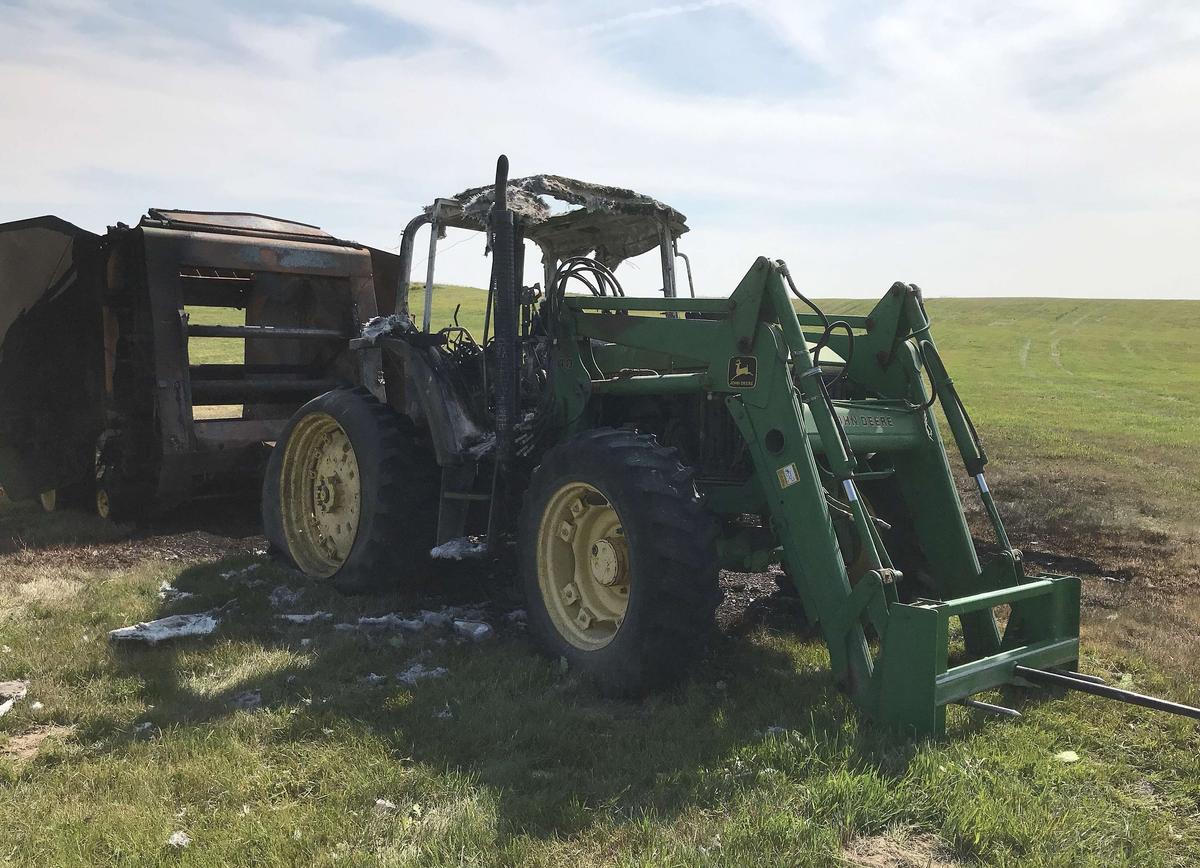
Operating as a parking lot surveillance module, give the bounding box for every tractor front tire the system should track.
[519,428,720,695]
[262,387,438,594]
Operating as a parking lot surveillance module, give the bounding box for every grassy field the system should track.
[1,291,1198,866]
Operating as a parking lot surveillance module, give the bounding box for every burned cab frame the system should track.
[0,209,398,517]
[360,173,695,543]
[397,174,692,324]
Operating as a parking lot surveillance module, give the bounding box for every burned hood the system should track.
[430,174,688,268]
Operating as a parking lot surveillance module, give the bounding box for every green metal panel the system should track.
[589,372,710,395]
[543,258,1083,738]
[812,402,929,454]
[564,295,732,314]
[875,603,946,737]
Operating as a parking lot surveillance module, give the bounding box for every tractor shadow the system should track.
[0,480,1060,843]
[102,548,946,841]
[0,493,263,556]
[16,498,1037,841]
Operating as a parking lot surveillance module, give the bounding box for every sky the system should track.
[1,0,1198,299]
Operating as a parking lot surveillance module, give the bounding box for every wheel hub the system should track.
[536,482,630,650]
[279,413,362,578]
[588,538,627,587]
[315,476,341,512]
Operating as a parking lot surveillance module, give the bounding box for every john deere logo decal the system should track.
[728,356,757,388]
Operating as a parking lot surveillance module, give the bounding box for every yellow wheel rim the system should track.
[279,412,362,578]
[536,481,630,650]
[95,488,111,519]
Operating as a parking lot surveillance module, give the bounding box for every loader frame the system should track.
[297,158,1199,735]
[548,257,1080,737]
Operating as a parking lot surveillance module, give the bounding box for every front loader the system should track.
[262,156,1200,737]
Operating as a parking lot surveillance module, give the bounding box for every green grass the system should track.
[2,291,1199,866]
[2,541,1197,866]
[184,306,246,367]
[819,297,1200,531]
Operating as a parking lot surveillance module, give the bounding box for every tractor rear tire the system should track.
[519,428,720,695]
[262,387,438,594]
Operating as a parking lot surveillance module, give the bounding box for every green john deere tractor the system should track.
[262,156,1199,737]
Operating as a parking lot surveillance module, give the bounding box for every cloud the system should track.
[574,0,734,36]
[0,0,1197,297]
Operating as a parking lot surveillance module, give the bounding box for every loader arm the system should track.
[553,258,1081,737]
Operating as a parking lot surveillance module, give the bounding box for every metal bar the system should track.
[658,222,677,299]
[397,213,432,316]
[919,578,1058,617]
[1051,668,1106,685]
[795,313,872,329]
[658,222,678,319]
[193,419,286,446]
[1014,666,1200,721]
[934,637,1079,704]
[974,472,1012,551]
[149,246,194,501]
[187,324,347,340]
[589,372,707,395]
[917,332,988,478]
[190,363,322,378]
[423,212,439,333]
[674,241,696,297]
[190,378,340,403]
[957,697,1022,718]
[565,296,731,313]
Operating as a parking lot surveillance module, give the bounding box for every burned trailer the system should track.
[0,209,398,518]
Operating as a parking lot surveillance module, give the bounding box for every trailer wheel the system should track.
[520,428,720,694]
[94,438,144,522]
[262,387,438,594]
[38,479,92,514]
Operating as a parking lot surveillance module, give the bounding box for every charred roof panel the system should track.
[430,174,688,268]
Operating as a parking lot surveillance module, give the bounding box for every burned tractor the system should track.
[0,210,398,518]
[251,155,1198,736]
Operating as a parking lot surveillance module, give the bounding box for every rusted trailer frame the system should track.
[0,209,397,517]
